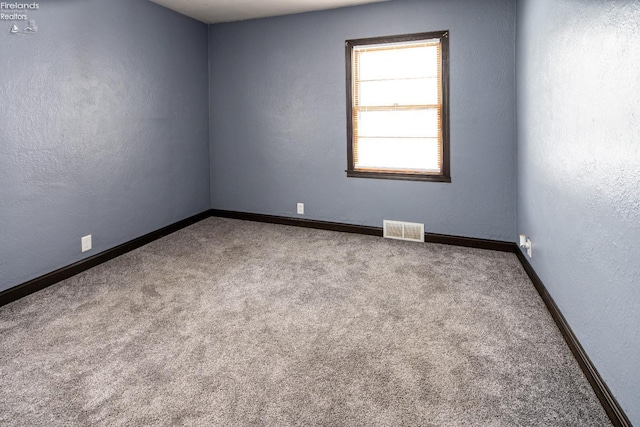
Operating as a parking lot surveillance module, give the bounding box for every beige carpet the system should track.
[0,217,610,426]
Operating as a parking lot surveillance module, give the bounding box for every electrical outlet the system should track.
[81,235,92,253]
[519,234,532,258]
[297,203,304,215]
[519,234,527,247]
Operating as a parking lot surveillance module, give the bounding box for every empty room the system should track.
[0,0,637,425]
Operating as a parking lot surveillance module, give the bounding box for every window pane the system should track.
[356,137,440,172]
[359,78,439,107]
[358,45,439,81]
[358,109,439,138]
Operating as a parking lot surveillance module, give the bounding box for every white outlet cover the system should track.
[81,235,92,253]
[519,234,527,247]
[297,203,304,214]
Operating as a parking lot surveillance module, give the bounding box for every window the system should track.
[346,31,450,182]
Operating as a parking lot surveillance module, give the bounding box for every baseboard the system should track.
[0,210,211,308]
[0,208,630,425]
[424,232,514,252]
[211,209,514,252]
[214,209,630,425]
[0,210,513,308]
[210,209,382,236]
[515,250,631,427]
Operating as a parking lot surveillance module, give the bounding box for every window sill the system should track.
[346,170,451,183]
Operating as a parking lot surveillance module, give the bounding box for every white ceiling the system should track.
[149,0,392,24]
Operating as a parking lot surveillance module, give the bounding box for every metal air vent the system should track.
[383,220,425,242]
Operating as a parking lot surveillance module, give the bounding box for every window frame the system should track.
[345,30,451,182]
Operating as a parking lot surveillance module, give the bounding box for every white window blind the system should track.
[351,38,444,174]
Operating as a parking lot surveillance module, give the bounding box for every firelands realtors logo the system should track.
[2,2,39,34]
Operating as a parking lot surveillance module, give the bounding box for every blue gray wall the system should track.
[209,0,516,241]
[516,0,640,423]
[3,0,636,421]
[0,0,210,292]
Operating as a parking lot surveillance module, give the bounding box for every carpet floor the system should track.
[0,217,611,426]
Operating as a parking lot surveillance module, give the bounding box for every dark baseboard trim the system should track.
[425,232,514,252]
[515,249,631,427]
[0,210,211,308]
[214,209,630,425]
[211,209,515,252]
[0,207,631,426]
[210,209,382,236]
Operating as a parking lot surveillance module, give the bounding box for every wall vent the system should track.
[383,220,425,243]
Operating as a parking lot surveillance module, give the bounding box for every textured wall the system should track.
[516,0,640,423]
[0,0,210,292]
[209,0,516,241]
